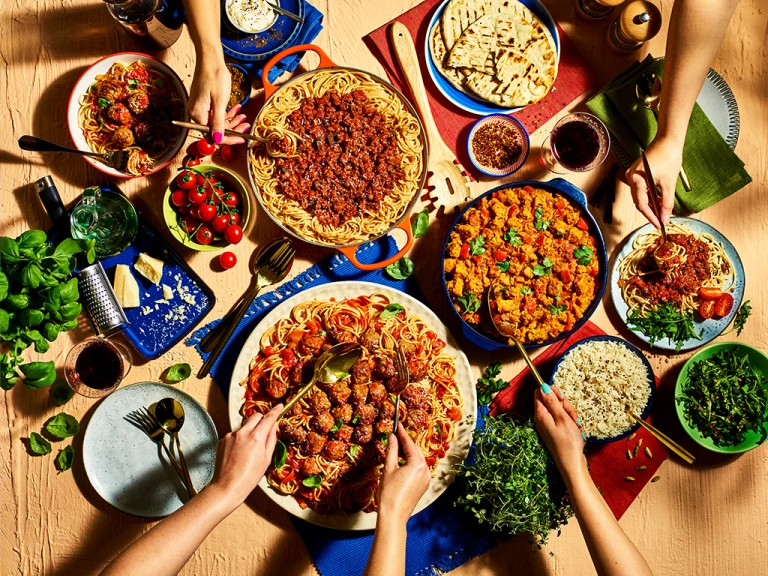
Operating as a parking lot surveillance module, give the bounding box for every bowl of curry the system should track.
[441,179,608,351]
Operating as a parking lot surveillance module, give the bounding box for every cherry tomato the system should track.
[180,215,200,234]
[197,202,217,222]
[188,186,207,204]
[224,224,243,244]
[222,191,239,207]
[228,212,240,226]
[176,205,190,215]
[170,189,187,208]
[714,293,734,318]
[182,154,201,167]
[203,171,219,186]
[175,170,196,190]
[493,249,507,262]
[195,225,214,245]
[195,174,207,186]
[196,139,216,156]
[220,145,236,161]
[211,214,230,233]
[219,251,237,270]
[699,287,724,301]
[188,203,200,220]
[576,217,589,231]
[460,243,470,259]
[699,299,715,319]
[508,205,519,219]
[560,269,573,283]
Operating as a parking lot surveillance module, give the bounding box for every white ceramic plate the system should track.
[66,52,188,179]
[228,281,477,530]
[82,382,218,518]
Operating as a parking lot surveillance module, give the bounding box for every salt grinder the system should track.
[607,0,662,53]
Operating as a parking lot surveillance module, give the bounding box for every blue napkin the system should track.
[238,1,324,84]
[187,237,501,575]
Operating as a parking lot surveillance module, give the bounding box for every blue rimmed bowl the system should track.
[550,335,656,443]
[225,62,252,110]
[467,114,530,177]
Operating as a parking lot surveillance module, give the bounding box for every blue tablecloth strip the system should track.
[187,237,499,575]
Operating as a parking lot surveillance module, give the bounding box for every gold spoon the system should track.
[280,343,363,417]
[487,283,545,387]
[154,398,196,498]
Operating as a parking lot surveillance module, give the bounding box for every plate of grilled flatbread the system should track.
[426,0,559,115]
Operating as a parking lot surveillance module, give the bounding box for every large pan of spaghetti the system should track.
[228,281,476,530]
[247,45,428,271]
[611,217,745,352]
[67,52,188,178]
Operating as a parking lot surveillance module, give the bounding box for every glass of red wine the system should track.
[540,112,610,173]
[64,337,133,398]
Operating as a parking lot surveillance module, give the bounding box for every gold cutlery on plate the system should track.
[154,398,196,497]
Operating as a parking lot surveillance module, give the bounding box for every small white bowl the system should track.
[66,52,189,179]
[224,0,279,34]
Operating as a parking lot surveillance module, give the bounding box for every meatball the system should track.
[112,126,135,149]
[406,408,428,431]
[373,354,396,379]
[368,381,387,405]
[377,399,396,421]
[351,424,373,444]
[97,79,123,102]
[290,360,306,385]
[108,103,132,124]
[401,385,429,410]
[134,121,154,143]
[310,411,334,434]
[327,382,351,405]
[331,424,353,442]
[385,375,407,395]
[353,404,377,426]
[125,61,150,84]
[360,329,380,351]
[300,333,326,356]
[306,390,331,414]
[373,437,388,458]
[304,431,326,455]
[281,424,307,446]
[350,384,368,406]
[329,327,358,344]
[351,359,372,385]
[127,89,150,115]
[332,403,353,423]
[300,457,322,477]
[323,440,347,461]
[373,420,394,436]
[266,376,287,399]
[407,358,429,382]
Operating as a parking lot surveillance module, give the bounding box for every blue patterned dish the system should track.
[221,0,304,62]
[466,114,530,177]
[610,217,745,352]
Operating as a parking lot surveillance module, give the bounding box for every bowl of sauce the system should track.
[467,114,530,177]
[225,0,278,34]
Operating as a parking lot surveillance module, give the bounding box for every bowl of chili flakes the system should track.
[467,114,530,178]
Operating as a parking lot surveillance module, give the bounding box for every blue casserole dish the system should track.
[441,178,608,352]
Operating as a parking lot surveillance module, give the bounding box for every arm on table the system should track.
[626,0,741,228]
[100,405,282,576]
[363,423,431,576]
[534,387,653,576]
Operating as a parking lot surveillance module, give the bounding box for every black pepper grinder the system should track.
[606,0,663,53]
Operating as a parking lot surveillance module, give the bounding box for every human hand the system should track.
[377,423,431,527]
[533,385,586,486]
[188,57,250,146]
[208,404,282,510]
[625,136,683,228]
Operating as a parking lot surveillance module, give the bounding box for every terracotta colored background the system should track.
[1,0,767,575]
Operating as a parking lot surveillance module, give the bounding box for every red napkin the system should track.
[490,321,670,520]
[363,0,599,178]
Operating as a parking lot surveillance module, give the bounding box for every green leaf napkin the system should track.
[587,55,751,214]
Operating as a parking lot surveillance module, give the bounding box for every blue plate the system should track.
[221,0,304,62]
[48,184,215,360]
[425,0,560,116]
[550,335,656,443]
[610,217,745,352]
[441,178,608,351]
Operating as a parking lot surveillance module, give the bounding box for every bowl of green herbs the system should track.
[675,342,768,453]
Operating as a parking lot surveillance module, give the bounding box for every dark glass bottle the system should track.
[103,0,186,50]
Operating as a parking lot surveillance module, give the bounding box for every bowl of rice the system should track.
[551,335,655,442]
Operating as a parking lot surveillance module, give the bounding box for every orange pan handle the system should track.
[337,218,414,271]
[262,44,337,99]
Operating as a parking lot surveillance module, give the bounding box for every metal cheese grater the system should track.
[35,175,130,337]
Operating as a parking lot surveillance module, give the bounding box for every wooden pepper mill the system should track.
[574,0,624,21]
[606,0,663,53]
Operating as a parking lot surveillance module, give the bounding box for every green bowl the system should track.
[675,342,768,454]
[163,164,250,252]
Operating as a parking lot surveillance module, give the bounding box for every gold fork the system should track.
[391,345,410,433]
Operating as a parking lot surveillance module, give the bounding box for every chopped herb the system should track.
[330,419,343,433]
[469,235,486,256]
[457,292,481,314]
[97,97,110,108]
[573,245,593,266]
[520,287,532,295]
[533,257,553,277]
[127,78,140,90]
[504,228,522,246]
[380,303,404,319]
[496,260,510,273]
[476,363,508,406]
[351,414,361,425]
[349,444,360,458]
[627,303,701,351]
[546,296,567,315]
[533,206,549,231]
[380,434,389,446]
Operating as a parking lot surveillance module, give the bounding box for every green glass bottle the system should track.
[70,186,138,258]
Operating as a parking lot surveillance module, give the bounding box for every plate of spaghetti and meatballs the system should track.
[228,282,476,530]
[67,52,188,178]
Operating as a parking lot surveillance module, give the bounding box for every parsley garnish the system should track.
[457,292,481,314]
[546,296,567,315]
[520,287,532,295]
[476,363,508,406]
[469,235,486,256]
[504,228,523,246]
[496,260,510,273]
[573,245,593,266]
[533,257,553,277]
[97,97,110,108]
[534,206,550,231]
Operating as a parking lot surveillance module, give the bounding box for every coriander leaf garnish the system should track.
[504,229,523,247]
[573,245,593,266]
[534,206,550,231]
[520,286,532,295]
[533,257,553,277]
[546,296,567,315]
[469,235,486,256]
[457,292,481,314]
[496,260,510,273]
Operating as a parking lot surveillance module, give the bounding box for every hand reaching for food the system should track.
[625,136,683,229]
[533,385,586,484]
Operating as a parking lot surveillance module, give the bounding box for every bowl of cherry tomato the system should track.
[163,164,249,252]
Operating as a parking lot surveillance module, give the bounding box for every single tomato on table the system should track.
[219,251,237,269]
[182,154,201,167]
[220,145,236,161]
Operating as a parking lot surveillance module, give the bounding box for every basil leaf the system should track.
[20,308,44,327]
[97,97,110,108]
[19,361,55,380]
[56,445,75,472]
[273,439,287,469]
[21,264,42,290]
[60,319,78,331]
[127,78,140,89]
[0,309,9,333]
[6,293,29,309]
[51,379,74,406]
[384,257,414,280]
[165,363,191,383]
[380,303,404,319]
[45,412,80,438]
[0,271,8,301]
[59,301,82,321]
[42,322,60,342]
[412,208,429,239]
[17,230,47,251]
[0,237,22,264]
[302,474,322,488]
[23,369,56,389]
[33,338,50,354]
[349,444,360,458]
[59,278,79,303]
[29,432,52,455]
[330,418,343,433]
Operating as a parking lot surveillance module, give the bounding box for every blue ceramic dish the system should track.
[440,178,608,351]
[467,114,530,177]
[550,335,657,443]
[225,62,252,110]
[221,0,304,62]
[425,0,560,116]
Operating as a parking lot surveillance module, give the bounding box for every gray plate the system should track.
[82,382,218,518]
[612,68,740,167]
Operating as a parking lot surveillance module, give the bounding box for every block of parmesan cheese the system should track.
[113,264,140,309]
[134,253,164,285]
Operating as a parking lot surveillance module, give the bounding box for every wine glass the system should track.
[540,112,610,173]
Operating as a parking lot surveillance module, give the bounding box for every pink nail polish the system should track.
[242,124,251,132]
[213,131,223,145]
[233,104,242,113]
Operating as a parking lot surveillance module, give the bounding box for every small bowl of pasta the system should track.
[67,52,189,178]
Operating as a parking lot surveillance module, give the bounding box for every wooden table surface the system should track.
[1,1,766,574]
